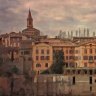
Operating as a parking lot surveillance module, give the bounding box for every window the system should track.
[89,77,92,84]
[41,49,44,54]
[72,76,75,85]
[84,49,87,54]
[69,50,73,54]
[38,71,39,74]
[24,51,30,55]
[45,63,48,67]
[89,56,93,63]
[84,63,87,67]
[94,56,96,60]
[66,50,68,54]
[78,70,81,74]
[95,70,96,74]
[69,56,73,60]
[90,86,92,92]
[36,64,41,67]
[90,49,92,54]
[46,56,50,60]
[36,56,39,60]
[89,56,93,60]
[84,70,87,74]
[47,50,50,54]
[83,56,88,60]
[36,49,39,54]
[89,70,93,75]
[41,56,44,60]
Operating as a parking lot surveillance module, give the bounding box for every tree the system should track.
[41,50,65,74]
[41,69,50,74]
[11,66,19,74]
[50,50,65,74]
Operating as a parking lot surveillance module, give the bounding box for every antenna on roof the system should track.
[93,32,95,37]
[87,28,89,37]
[84,28,86,37]
[76,30,78,37]
[78,28,81,37]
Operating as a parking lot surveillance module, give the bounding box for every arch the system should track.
[36,63,41,67]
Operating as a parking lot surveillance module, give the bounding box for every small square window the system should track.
[36,56,39,60]
[84,63,87,67]
[46,56,49,60]
[41,49,44,54]
[47,50,49,54]
[41,56,44,60]
[84,49,87,54]
[90,49,92,54]
[66,50,68,54]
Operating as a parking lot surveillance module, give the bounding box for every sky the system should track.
[0,0,96,37]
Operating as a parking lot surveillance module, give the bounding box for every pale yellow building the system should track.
[75,40,96,68]
[32,42,53,74]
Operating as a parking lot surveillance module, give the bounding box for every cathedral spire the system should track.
[27,9,33,28]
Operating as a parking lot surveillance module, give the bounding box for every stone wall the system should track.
[0,74,96,96]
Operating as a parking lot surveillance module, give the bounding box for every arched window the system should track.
[36,63,41,67]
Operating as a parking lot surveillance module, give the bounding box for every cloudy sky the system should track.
[0,0,96,37]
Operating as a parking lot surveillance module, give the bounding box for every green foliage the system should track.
[11,66,19,74]
[41,50,65,74]
[50,50,65,74]
[41,70,50,74]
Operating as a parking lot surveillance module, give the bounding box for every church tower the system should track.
[22,9,40,40]
[27,9,33,28]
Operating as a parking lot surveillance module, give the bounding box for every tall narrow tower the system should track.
[27,9,33,28]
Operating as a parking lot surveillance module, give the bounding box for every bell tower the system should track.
[27,9,33,28]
